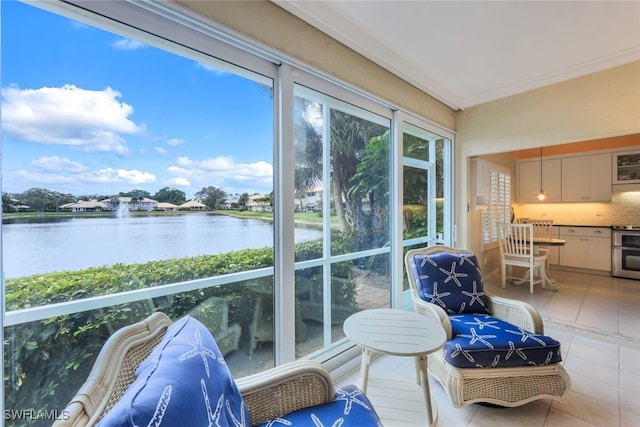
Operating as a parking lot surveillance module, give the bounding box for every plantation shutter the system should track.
[487,166,511,244]
[471,158,512,248]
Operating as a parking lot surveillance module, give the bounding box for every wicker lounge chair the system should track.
[53,312,381,426]
[405,245,571,408]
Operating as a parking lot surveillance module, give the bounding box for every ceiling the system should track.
[274,1,640,110]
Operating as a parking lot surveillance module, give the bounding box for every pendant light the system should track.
[536,147,546,201]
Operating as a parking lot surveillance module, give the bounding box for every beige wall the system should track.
[457,62,640,249]
[176,0,455,130]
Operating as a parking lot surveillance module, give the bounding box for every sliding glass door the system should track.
[293,85,392,357]
[402,121,453,251]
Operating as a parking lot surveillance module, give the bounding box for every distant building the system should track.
[246,194,272,212]
[295,184,323,212]
[155,202,179,211]
[179,199,207,210]
[222,199,238,210]
[102,197,158,212]
[61,200,107,212]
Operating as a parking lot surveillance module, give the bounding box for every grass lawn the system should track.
[212,210,336,228]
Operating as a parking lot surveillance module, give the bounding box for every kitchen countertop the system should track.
[553,224,614,228]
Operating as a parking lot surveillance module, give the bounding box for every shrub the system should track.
[4,242,357,426]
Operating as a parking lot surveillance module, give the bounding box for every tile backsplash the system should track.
[515,191,640,226]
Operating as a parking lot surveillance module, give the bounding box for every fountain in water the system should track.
[116,203,130,219]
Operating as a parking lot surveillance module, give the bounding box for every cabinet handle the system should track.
[594,230,602,234]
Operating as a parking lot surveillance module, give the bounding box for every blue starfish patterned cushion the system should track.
[444,313,562,368]
[98,316,250,427]
[409,250,489,314]
[255,384,382,427]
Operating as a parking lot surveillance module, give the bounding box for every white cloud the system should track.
[155,146,168,154]
[199,156,236,172]
[1,84,143,154]
[87,168,156,184]
[164,177,191,187]
[167,155,273,192]
[13,169,78,187]
[6,160,155,194]
[235,160,273,179]
[112,38,145,51]
[197,62,228,76]
[30,156,87,173]
[167,138,185,146]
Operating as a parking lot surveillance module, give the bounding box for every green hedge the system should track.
[3,242,358,426]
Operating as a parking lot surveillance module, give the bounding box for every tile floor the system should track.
[337,269,640,427]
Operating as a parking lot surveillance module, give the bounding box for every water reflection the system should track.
[2,214,322,278]
[3,216,75,224]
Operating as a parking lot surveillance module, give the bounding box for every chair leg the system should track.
[529,265,535,294]
[501,263,506,288]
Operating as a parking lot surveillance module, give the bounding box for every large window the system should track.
[2,1,279,418]
[1,1,454,420]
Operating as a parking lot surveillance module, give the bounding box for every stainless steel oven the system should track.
[612,226,640,280]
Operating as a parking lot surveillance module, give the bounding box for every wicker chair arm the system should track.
[411,291,453,340]
[485,291,544,334]
[236,360,334,426]
[53,312,173,427]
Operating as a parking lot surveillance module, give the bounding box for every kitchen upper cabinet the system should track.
[517,158,562,203]
[561,153,612,202]
[558,226,611,271]
[613,151,640,184]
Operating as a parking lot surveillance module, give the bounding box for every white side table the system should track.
[343,308,446,426]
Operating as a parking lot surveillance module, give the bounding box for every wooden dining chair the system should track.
[523,218,554,269]
[496,222,548,294]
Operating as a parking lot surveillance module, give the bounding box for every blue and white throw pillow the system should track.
[98,316,250,427]
[409,250,489,314]
[444,313,562,368]
[256,384,383,427]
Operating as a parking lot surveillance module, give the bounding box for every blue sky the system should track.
[1,1,274,199]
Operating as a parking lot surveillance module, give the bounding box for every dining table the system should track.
[519,236,566,291]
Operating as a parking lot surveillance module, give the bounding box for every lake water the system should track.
[2,214,322,279]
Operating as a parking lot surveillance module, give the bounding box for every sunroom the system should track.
[1,1,639,426]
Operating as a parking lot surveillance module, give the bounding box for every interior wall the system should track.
[456,61,640,250]
[175,0,456,131]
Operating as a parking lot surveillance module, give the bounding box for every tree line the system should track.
[1,186,267,213]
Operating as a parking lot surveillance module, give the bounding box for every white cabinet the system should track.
[517,158,562,202]
[558,227,611,272]
[561,153,612,202]
[613,151,640,184]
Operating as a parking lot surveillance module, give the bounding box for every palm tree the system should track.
[349,131,390,248]
[329,109,386,233]
[294,99,388,246]
[294,101,323,212]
